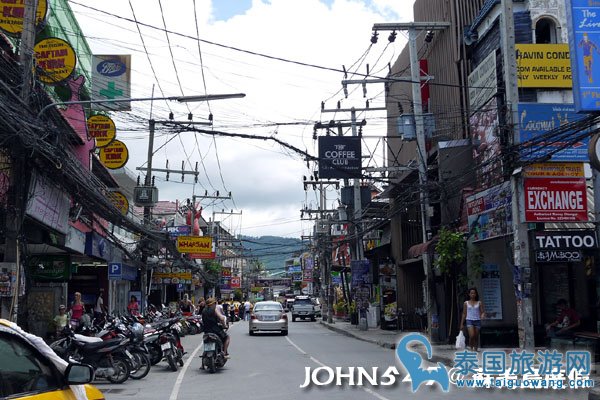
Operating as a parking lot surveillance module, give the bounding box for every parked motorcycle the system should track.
[200,326,228,373]
[51,327,131,384]
[144,318,185,371]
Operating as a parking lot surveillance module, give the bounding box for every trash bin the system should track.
[367,305,380,327]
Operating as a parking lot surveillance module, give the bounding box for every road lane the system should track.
[100,318,590,400]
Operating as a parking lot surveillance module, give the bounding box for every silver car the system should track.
[249,301,288,336]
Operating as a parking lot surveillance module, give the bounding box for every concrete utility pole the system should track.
[372,22,449,341]
[500,0,534,350]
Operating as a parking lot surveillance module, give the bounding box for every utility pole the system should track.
[5,0,38,322]
[321,103,386,263]
[372,22,449,341]
[500,0,533,350]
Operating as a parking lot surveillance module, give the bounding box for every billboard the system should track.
[567,0,600,111]
[523,177,588,222]
[466,181,512,242]
[176,236,213,254]
[318,136,361,179]
[518,103,590,161]
[468,51,497,111]
[515,44,572,88]
[470,97,501,189]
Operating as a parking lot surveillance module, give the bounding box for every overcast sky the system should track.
[70,0,414,238]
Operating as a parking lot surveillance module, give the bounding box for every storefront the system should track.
[534,230,598,338]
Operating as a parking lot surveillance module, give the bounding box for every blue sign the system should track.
[567,1,600,111]
[518,103,590,161]
[351,260,371,287]
[176,283,185,292]
[108,262,122,279]
[166,225,191,239]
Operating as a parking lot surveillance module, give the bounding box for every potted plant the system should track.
[349,301,358,325]
[334,300,347,318]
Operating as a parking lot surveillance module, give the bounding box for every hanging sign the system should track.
[91,55,131,111]
[34,37,76,84]
[176,236,213,254]
[87,115,116,148]
[99,139,129,169]
[318,136,362,179]
[108,191,129,216]
[0,0,47,35]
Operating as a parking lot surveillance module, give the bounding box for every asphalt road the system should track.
[96,318,591,400]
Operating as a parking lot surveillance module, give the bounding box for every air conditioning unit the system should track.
[133,186,159,207]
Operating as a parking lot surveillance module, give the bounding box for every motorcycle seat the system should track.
[78,337,123,351]
[203,333,222,343]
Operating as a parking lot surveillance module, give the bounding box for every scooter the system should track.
[200,325,228,373]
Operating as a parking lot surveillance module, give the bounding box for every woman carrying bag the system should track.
[459,287,486,351]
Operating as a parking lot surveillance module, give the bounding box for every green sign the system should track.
[28,255,71,281]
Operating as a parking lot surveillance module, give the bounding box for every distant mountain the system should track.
[238,235,305,274]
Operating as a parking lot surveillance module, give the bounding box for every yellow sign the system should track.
[523,162,584,178]
[87,115,116,148]
[99,140,129,169]
[108,191,129,216]
[176,236,213,254]
[34,37,76,84]
[0,0,47,35]
[516,44,572,88]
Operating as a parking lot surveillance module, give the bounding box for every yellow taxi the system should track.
[0,319,104,400]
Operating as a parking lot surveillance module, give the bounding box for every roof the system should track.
[470,0,500,31]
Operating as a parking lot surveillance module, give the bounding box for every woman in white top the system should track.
[459,287,486,351]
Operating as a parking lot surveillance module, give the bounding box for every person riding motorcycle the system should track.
[202,297,230,358]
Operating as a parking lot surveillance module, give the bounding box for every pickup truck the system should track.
[291,296,316,321]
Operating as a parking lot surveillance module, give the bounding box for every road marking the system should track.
[168,342,202,400]
[285,336,392,400]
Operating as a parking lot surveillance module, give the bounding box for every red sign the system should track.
[524,177,588,222]
[189,252,216,260]
[231,277,241,288]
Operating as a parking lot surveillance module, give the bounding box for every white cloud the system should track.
[71,0,414,237]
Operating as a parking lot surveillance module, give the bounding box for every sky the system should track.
[68,0,415,238]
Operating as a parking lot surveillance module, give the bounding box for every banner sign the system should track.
[468,51,497,111]
[481,264,502,320]
[516,44,572,88]
[302,269,313,283]
[0,0,47,35]
[34,38,76,84]
[254,278,291,287]
[351,260,371,287]
[26,172,70,235]
[28,255,70,281]
[523,162,584,178]
[567,0,600,112]
[535,250,583,263]
[91,55,131,111]
[87,115,116,148]
[534,230,597,249]
[518,103,589,161]
[466,181,512,242]
[176,236,213,254]
[318,136,361,179]
[230,277,241,288]
[99,139,129,169]
[523,177,588,222]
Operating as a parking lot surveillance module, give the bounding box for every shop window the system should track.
[535,17,558,44]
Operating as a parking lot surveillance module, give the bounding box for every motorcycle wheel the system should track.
[177,348,184,366]
[107,356,131,384]
[206,356,216,373]
[167,352,178,371]
[147,343,162,366]
[129,351,151,380]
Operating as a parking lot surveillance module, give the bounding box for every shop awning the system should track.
[407,238,437,259]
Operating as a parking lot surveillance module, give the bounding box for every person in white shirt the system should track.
[93,288,106,322]
[244,300,251,321]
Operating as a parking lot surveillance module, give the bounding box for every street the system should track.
[97,318,590,400]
